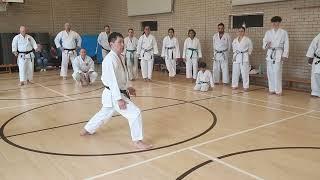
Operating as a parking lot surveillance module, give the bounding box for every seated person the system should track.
[194,62,214,92]
[35,44,49,72]
[72,48,98,86]
[50,46,62,67]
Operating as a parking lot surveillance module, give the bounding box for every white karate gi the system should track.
[231,36,253,89]
[161,36,180,77]
[84,50,143,141]
[194,70,214,92]
[72,55,98,84]
[12,34,38,82]
[183,37,202,79]
[137,34,158,80]
[212,33,231,84]
[306,33,320,97]
[54,30,82,77]
[263,28,289,94]
[124,36,139,80]
[98,32,111,58]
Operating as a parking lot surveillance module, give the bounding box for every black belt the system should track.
[198,81,209,84]
[234,50,248,64]
[166,47,175,59]
[102,46,110,52]
[270,47,283,64]
[18,50,33,54]
[105,86,130,99]
[214,49,227,61]
[315,54,320,65]
[215,49,227,54]
[64,48,76,52]
[142,48,153,59]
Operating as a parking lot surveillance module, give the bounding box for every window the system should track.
[141,21,158,31]
[231,14,264,28]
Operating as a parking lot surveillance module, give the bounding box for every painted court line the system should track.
[85,110,313,180]
[157,83,300,115]
[154,81,319,116]
[0,85,166,110]
[35,82,74,100]
[154,79,320,113]
[190,148,264,180]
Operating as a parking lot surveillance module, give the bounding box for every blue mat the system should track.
[81,34,103,63]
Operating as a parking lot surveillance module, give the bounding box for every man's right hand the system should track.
[308,58,314,65]
[60,47,64,51]
[118,99,127,110]
[13,51,18,57]
[265,42,271,49]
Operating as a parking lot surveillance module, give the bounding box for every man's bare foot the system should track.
[223,83,229,86]
[169,77,175,81]
[243,88,249,92]
[147,79,152,82]
[143,78,148,82]
[276,93,282,96]
[63,77,67,80]
[80,129,92,136]
[232,87,238,90]
[269,91,275,95]
[19,81,25,86]
[27,80,33,84]
[77,82,83,87]
[133,140,153,150]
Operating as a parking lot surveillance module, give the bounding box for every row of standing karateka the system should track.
[9,17,319,151]
[11,16,320,98]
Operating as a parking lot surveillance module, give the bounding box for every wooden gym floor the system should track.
[0,68,319,180]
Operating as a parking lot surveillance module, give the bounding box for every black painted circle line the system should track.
[0,86,104,100]
[176,146,320,180]
[0,96,217,156]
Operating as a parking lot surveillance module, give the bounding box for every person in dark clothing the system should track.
[35,44,49,71]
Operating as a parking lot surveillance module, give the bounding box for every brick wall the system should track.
[100,0,320,79]
[0,0,101,34]
[1,0,319,79]
[231,0,320,79]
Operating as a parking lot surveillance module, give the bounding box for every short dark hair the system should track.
[108,32,123,43]
[240,26,246,32]
[199,62,207,69]
[128,28,134,32]
[271,16,282,23]
[168,28,175,33]
[188,29,196,36]
[218,23,225,27]
[104,25,110,29]
[144,25,150,29]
